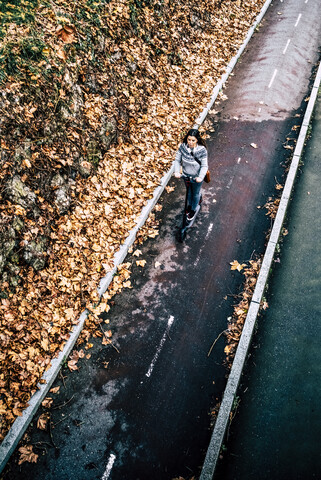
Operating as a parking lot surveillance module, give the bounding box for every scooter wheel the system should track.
[177,229,186,242]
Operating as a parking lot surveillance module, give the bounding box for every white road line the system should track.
[145,316,174,378]
[295,13,302,27]
[206,222,214,237]
[268,69,278,89]
[226,177,233,189]
[194,223,214,266]
[102,454,116,480]
[283,39,291,54]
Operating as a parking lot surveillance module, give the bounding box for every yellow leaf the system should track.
[41,338,49,351]
[224,344,234,355]
[22,158,32,168]
[230,260,246,272]
[14,205,26,216]
[136,259,146,267]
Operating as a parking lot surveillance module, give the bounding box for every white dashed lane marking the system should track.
[268,69,278,89]
[295,13,302,27]
[194,223,214,266]
[145,316,175,379]
[102,454,116,480]
[283,39,291,54]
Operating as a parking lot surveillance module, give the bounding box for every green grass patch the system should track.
[0,0,39,37]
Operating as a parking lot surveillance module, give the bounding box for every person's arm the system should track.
[174,144,183,178]
[195,146,208,182]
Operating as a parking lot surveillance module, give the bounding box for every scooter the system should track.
[177,175,202,242]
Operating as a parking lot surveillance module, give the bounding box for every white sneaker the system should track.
[187,210,196,221]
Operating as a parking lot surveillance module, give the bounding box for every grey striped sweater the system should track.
[174,143,208,180]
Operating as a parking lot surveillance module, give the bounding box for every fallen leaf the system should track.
[230,260,247,272]
[41,397,53,409]
[136,259,146,267]
[18,445,38,465]
[37,413,49,430]
[67,359,79,371]
[50,386,60,394]
[56,24,77,44]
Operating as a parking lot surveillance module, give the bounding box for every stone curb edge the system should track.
[199,61,321,480]
[0,0,273,473]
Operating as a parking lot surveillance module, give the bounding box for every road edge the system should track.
[0,0,273,472]
[199,62,321,480]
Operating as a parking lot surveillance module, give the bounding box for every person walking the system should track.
[174,128,208,221]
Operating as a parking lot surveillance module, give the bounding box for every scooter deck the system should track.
[177,181,202,242]
[178,204,201,242]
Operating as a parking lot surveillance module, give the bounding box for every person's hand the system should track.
[195,176,202,183]
[174,172,181,179]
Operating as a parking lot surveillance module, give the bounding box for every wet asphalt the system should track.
[3,0,321,479]
[214,91,321,480]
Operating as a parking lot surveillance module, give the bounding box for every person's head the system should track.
[182,129,206,149]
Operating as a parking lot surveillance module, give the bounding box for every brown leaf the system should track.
[37,413,49,430]
[41,397,53,409]
[18,445,38,465]
[55,45,67,61]
[67,359,79,371]
[50,386,60,394]
[56,24,77,44]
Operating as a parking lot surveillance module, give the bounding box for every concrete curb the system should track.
[0,0,274,473]
[199,62,321,480]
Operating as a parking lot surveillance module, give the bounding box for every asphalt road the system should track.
[4,0,321,479]
[214,90,321,480]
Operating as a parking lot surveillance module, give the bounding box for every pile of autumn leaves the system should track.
[0,0,265,443]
